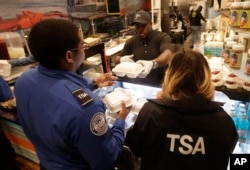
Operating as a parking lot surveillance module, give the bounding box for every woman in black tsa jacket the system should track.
[125,50,238,170]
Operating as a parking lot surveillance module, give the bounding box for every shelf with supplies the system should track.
[215,86,250,102]
[77,42,109,79]
[217,27,250,102]
[151,0,161,31]
[213,64,250,102]
[228,26,250,35]
[224,63,249,81]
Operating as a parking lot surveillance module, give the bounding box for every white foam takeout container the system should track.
[103,88,133,113]
[131,98,147,115]
[112,62,144,78]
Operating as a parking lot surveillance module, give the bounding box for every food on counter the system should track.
[228,73,237,78]
[212,79,224,87]
[225,73,240,89]
[211,70,224,87]
[208,56,224,87]
[242,80,250,91]
[225,80,238,89]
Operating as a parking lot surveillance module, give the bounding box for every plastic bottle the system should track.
[237,103,246,116]
[237,109,249,143]
[236,103,244,124]
[239,103,246,110]
[234,101,241,114]
[247,102,250,122]
[229,107,238,129]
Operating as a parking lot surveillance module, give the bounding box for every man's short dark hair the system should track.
[28,19,80,68]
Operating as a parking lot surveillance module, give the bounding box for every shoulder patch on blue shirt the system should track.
[90,112,108,136]
[72,88,93,106]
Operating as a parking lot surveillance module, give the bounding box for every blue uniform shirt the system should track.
[0,76,13,102]
[14,65,125,170]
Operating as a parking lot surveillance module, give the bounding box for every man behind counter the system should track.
[114,10,173,83]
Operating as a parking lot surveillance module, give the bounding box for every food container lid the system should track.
[112,62,144,78]
[103,88,133,113]
[242,79,250,91]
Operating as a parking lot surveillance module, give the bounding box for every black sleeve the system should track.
[198,12,206,22]
[125,103,151,157]
[125,120,144,157]
[177,13,184,22]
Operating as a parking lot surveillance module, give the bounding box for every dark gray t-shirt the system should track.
[119,30,173,81]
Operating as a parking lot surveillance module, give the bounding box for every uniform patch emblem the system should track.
[72,88,93,106]
[90,112,108,136]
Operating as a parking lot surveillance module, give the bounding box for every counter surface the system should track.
[3,65,31,85]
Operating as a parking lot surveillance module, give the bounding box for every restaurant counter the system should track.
[1,78,249,166]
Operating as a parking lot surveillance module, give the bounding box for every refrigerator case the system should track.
[229,100,250,154]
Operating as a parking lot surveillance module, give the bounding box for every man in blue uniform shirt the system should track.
[14,19,131,170]
[0,76,13,101]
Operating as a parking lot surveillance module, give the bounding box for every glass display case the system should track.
[112,79,250,155]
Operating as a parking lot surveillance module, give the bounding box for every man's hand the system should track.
[136,60,153,78]
[120,55,134,63]
[95,73,118,87]
[116,101,132,119]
